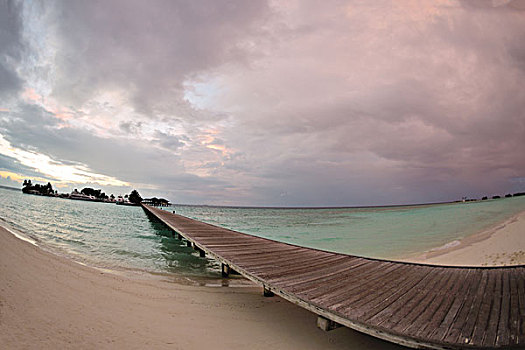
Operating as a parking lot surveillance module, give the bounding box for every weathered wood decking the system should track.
[142,204,525,349]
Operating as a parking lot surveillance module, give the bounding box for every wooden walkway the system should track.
[142,204,525,349]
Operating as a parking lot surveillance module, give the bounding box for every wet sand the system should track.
[0,226,403,350]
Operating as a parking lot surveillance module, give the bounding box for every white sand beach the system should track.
[0,226,404,350]
[407,210,525,266]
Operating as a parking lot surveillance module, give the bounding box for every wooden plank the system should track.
[167,226,220,232]
[185,232,247,239]
[314,263,403,309]
[184,228,245,235]
[271,257,366,290]
[296,260,382,299]
[228,251,315,271]
[191,235,267,244]
[404,269,458,338]
[428,269,477,342]
[142,205,522,350]
[508,268,520,345]
[322,264,408,322]
[482,270,502,347]
[448,269,488,345]
[460,269,494,346]
[207,242,291,255]
[377,268,444,331]
[391,269,451,334]
[204,241,275,249]
[301,262,391,306]
[417,269,469,340]
[344,264,421,321]
[364,265,433,326]
[195,237,267,246]
[236,250,320,271]
[226,247,306,263]
[262,255,349,281]
[246,252,338,276]
[279,260,372,297]
[223,245,300,258]
[333,263,411,310]
[203,244,277,254]
[516,268,525,345]
[495,269,511,347]
[192,239,266,247]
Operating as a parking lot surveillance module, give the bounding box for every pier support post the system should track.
[186,241,192,247]
[197,247,205,257]
[222,263,230,277]
[316,316,341,331]
[263,286,274,297]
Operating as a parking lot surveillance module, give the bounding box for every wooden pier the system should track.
[142,204,525,349]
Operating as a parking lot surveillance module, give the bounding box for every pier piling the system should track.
[197,247,205,257]
[316,316,341,331]
[221,263,230,277]
[263,287,274,297]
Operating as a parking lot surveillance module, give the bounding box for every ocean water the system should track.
[1,187,524,280]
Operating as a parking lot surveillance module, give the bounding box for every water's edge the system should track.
[1,187,524,282]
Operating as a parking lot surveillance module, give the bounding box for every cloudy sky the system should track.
[0,0,524,206]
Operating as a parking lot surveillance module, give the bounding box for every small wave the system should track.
[431,240,461,251]
[0,220,38,246]
[134,234,160,240]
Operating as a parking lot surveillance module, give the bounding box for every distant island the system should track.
[21,179,171,207]
[22,180,55,196]
[458,191,524,203]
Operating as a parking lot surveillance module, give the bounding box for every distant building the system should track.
[143,197,171,206]
[70,189,93,201]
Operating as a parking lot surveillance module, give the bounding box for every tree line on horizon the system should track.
[480,192,525,201]
[21,178,521,206]
[22,179,55,195]
[21,179,144,204]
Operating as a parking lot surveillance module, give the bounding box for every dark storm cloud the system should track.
[0,104,60,151]
[49,0,271,116]
[1,0,524,205]
[0,0,25,97]
[200,0,525,204]
[0,153,52,179]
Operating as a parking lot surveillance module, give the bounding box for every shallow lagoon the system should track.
[1,187,524,279]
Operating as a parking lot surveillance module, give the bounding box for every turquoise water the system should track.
[1,187,525,279]
[0,187,222,279]
[172,198,525,258]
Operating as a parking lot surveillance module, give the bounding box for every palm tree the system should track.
[128,190,142,204]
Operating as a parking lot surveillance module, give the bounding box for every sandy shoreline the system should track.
[1,210,524,349]
[404,209,525,266]
[0,226,404,350]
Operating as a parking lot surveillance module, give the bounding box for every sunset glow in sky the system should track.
[1,0,524,206]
